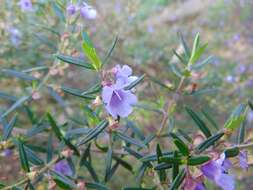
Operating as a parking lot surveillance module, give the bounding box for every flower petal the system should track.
[102,86,113,104]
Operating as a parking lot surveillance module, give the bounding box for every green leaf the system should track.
[185,106,211,138]
[201,109,219,130]
[103,36,118,65]
[51,170,77,189]
[124,74,145,90]
[77,120,109,146]
[140,151,174,162]
[224,104,247,130]
[17,140,30,172]
[192,56,213,70]
[169,64,183,78]
[47,113,63,141]
[178,32,191,59]
[238,121,246,144]
[123,188,155,190]
[124,146,143,159]
[56,54,95,70]
[189,32,200,65]
[173,140,190,156]
[24,145,44,165]
[169,168,186,190]
[160,156,184,165]
[248,100,253,111]
[85,182,110,190]
[1,69,38,81]
[51,1,65,22]
[154,163,172,171]
[62,86,96,99]
[0,96,29,119]
[172,151,179,180]
[113,156,133,173]
[82,160,100,182]
[224,147,239,158]
[3,114,18,140]
[196,132,224,153]
[156,144,166,182]
[104,147,113,182]
[82,32,102,71]
[187,155,210,165]
[177,129,192,143]
[81,83,102,95]
[190,43,208,65]
[47,134,53,163]
[172,49,187,65]
[115,132,146,148]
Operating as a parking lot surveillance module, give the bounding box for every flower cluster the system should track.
[184,150,248,190]
[102,65,138,119]
[66,2,97,20]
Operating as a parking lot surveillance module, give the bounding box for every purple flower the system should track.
[247,111,253,123]
[114,65,138,86]
[2,149,13,157]
[8,28,22,47]
[18,0,33,12]
[225,75,235,83]
[102,80,137,118]
[80,4,97,20]
[195,183,206,190]
[67,4,77,15]
[201,154,235,190]
[183,175,206,190]
[54,160,72,176]
[239,151,248,170]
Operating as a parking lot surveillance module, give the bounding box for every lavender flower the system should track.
[195,183,206,190]
[102,80,137,118]
[18,0,33,12]
[54,160,72,176]
[67,4,77,15]
[201,154,235,190]
[2,149,13,157]
[80,4,97,20]
[8,28,22,47]
[183,175,205,190]
[114,65,138,86]
[239,150,248,170]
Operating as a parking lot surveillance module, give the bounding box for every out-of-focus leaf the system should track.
[115,132,146,148]
[17,140,30,172]
[169,168,186,190]
[140,151,174,162]
[82,160,99,182]
[201,109,219,130]
[177,129,192,143]
[238,120,246,144]
[156,144,166,182]
[82,32,102,71]
[47,134,53,163]
[178,32,191,59]
[3,114,18,140]
[196,132,224,153]
[224,147,239,158]
[187,155,210,165]
[81,83,102,95]
[103,36,118,65]
[104,147,113,182]
[77,120,109,146]
[56,54,95,70]
[48,87,66,107]
[189,33,200,65]
[1,69,38,81]
[0,96,29,119]
[169,64,183,78]
[124,74,145,90]
[154,163,172,170]
[123,188,155,190]
[173,49,187,65]
[0,91,17,101]
[113,156,133,173]
[24,145,44,165]
[85,182,110,190]
[192,56,213,70]
[248,100,253,111]
[172,151,179,180]
[51,1,65,22]
[224,104,247,130]
[62,86,96,99]
[124,146,143,159]
[47,113,63,140]
[189,43,208,65]
[127,121,145,140]
[51,170,76,189]
[185,106,211,138]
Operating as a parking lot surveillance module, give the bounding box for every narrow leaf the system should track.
[17,140,30,172]
[169,168,186,190]
[124,74,145,90]
[3,114,18,140]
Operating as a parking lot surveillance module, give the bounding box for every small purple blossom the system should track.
[239,150,248,170]
[18,0,33,12]
[54,160,72,176]
[201,154,235,190]
[2,149,13,157]
[8,28,22,47]
[195,183,206,190]
[80,4,97,20]
[247,111,253,123]
[225,75,235,83]
[102,80,137,118]
[114,65,138,86]
[67,4,77,15]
